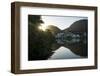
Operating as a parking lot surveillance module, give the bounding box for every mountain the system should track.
[53,19,88,57]
[63,19,88,33]
[47,25,61,35]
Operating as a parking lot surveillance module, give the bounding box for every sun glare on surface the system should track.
[38,24,48,31]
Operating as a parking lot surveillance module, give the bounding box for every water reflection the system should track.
[48,35,88,60]
[48,46,81,59]
[28,17,88,60]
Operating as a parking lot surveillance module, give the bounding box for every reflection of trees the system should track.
[28,16,88,60]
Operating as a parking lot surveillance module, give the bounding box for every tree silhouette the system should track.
[28,15,55,60]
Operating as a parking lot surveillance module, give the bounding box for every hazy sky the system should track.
[42,15,87,30]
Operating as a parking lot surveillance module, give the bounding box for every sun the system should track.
[38,24,48,31]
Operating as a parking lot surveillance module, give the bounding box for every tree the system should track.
[28,15,55,60]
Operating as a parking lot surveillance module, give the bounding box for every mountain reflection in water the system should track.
[48,46,81,59]
[28,15,88,60]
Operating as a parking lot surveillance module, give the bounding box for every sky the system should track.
[42,15,87,30]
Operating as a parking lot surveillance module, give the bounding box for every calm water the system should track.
[28,15,88,61]
[48,46,81,59]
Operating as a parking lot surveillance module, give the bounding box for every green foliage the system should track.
[28,16,88,60]
[28,15,55,60]
[28,15,44,24]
